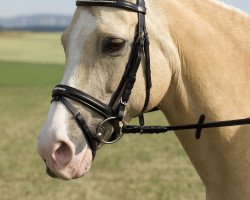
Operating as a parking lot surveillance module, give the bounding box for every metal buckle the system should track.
[120,98,128,106]
[96,117,125,145]
[73,112,80,118]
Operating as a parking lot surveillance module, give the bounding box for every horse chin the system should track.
[73,151,92,179]
[69,147,93,180]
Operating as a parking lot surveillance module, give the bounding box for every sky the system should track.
[0,0,75,17]
[0,0,249,17]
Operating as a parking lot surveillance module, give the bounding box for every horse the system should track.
[37,0,250,199]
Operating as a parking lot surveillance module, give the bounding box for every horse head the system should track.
[37,0,176,180]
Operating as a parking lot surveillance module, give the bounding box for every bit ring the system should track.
[96,117,125,144]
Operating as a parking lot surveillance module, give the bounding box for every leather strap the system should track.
[122,116,250,140]
[52,85,114,118]
[108,0,151,120]
[115,36,144,119]
[141,28,151,113]
[76,0,146,13]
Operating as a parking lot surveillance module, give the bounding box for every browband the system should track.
[76,0,146,13]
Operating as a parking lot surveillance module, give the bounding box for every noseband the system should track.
[52,0,250,160]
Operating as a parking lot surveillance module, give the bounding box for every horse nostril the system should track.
[54,142,73,165]
[46,167,57,178]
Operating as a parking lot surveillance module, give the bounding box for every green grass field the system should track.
[0,32,204,200]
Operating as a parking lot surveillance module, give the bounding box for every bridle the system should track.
[52,0,150,158]
[52,0,250,160]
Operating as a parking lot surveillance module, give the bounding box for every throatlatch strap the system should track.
[141,27,152,114]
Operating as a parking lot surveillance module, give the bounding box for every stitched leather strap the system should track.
[76,0,146,13]
[52,85,114,118]
[116,37,144,119]
[108,0,150,120]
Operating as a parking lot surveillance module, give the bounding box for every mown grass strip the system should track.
[0,32,64,64]
[0,61,64,87]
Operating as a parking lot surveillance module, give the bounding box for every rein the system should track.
[123,115,250,140]
[52,0,250,160]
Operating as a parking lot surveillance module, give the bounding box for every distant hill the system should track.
[0,14,72,32]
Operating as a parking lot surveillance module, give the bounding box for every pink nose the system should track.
[37,103,92,180]
[52,141,73,165]
[37,132,75,174]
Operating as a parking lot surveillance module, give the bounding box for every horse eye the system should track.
[102,38,126,54]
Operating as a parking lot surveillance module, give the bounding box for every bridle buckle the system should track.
[120,98,128,106]
[73,112,81,118]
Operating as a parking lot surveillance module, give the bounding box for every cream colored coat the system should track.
[37,0,250,199]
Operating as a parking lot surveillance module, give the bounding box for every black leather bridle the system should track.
[52,0,151,158]
[52,0,250,160]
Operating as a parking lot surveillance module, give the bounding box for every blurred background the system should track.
[0,1,249,200]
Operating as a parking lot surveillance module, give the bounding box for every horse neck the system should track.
[149,0,250,125]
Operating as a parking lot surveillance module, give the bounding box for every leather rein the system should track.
[52,0,250,160]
